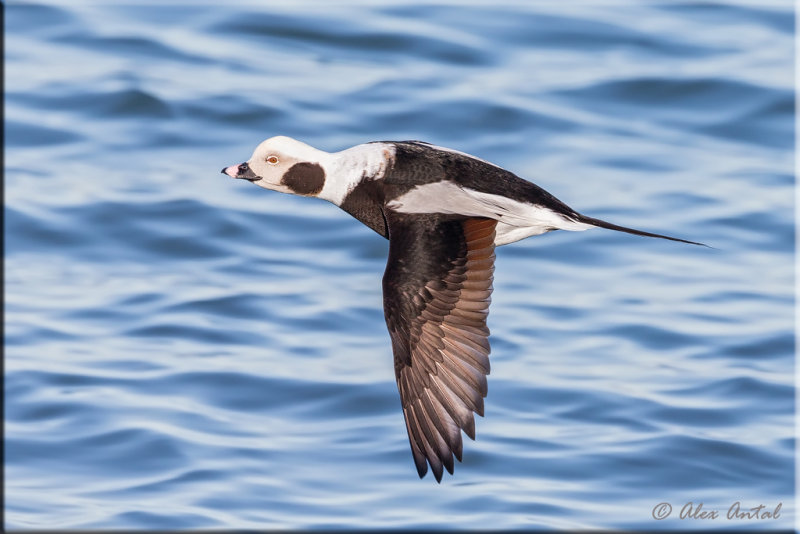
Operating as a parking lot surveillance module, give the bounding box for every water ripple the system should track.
[5,1,793,530]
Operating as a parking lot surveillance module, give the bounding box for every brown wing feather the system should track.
[383,217,496,482]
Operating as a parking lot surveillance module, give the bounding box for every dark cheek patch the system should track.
[280,163,325,196]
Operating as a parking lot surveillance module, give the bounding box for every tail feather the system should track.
[575,214,708,247]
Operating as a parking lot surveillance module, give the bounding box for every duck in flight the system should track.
[222,136,704,482]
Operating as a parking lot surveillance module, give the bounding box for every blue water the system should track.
[5,1,795,530]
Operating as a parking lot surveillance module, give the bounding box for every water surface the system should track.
[5,1,795,530]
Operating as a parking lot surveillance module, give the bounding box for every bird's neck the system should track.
[317,143,396,206]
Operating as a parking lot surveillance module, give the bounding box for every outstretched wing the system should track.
[382,214,496,482]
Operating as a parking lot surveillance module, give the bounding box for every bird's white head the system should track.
[224,135,396,206]
[222,136,331,197]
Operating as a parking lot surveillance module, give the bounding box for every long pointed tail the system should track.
[575,214,708,247]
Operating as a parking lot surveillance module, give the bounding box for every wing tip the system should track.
[412,451,428,479]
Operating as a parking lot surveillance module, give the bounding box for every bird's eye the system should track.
[266,155,279,165]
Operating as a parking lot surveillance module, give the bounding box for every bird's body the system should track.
[222,136,701,482]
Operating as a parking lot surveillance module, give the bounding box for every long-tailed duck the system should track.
[222,136,703,482]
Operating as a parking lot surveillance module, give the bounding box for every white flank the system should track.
[318,143,396,205]
[493,223,550,246]
[386,181,593,246]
